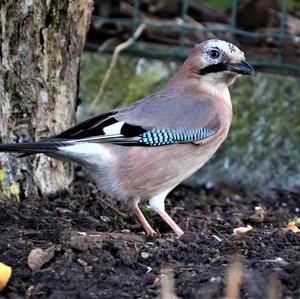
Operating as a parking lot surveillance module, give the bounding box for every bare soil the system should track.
[0,170,300,299]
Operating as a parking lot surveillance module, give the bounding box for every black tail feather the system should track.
[0,141,62,156]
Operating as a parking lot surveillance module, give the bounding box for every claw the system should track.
[134,207,156,236]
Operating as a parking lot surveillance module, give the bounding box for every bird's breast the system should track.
[106,132,228,200]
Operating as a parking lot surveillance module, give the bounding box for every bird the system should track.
[0,39,254,237]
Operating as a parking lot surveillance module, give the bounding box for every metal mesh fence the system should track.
[86,0,300,75]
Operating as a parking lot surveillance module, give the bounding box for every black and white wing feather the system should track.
[53,111,216,147]
[0,92,220,156]
[53,93,219,147]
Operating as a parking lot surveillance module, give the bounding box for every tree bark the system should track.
[0,0,93,198]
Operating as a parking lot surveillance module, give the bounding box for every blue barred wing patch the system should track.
[140,128,215,146]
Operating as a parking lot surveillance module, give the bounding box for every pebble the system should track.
[179,232,199,243]
[100,216,110,222]
[141,252,150,259]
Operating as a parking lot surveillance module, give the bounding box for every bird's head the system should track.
[183,39,255,86]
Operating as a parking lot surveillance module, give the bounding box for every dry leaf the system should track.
[233,225,253,236]
[27,245,59,271]
[287,222,300,234]
[0,262,12,291]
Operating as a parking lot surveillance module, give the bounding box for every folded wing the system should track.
[53,92,220,147]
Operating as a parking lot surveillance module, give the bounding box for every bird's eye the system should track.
[209,49,220,59]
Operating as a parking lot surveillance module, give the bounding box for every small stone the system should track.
[77,258,93,272]
[67,234,103,251]
[100,216,110,222]
[144,273,156,285]
[56,208,72,216]
[233,225,253,236]
[179,232,199,243]
[141,252,150,259]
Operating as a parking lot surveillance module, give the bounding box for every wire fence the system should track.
[85,0,300,75]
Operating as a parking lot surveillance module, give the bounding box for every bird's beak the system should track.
[226,61,255,75]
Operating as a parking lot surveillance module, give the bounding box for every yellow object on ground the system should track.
[0,262,12,291]
[288,221,300,234]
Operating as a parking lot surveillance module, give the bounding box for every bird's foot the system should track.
[134,207,156,237]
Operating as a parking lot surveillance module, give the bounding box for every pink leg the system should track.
[149,192,184,237]
[134,207,156,236]
[157,210,184,237]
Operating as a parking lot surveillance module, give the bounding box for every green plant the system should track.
[0,165,20,202]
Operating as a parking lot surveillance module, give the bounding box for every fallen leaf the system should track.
[0,262,12,291]
[27,245,60,271]
[233,225,253,236]
[287,222,300,235]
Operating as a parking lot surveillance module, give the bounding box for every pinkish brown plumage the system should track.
[0,40,254,237]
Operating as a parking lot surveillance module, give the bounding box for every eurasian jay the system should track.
[0,40,254,237]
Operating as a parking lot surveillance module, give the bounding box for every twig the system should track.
[211,227,232,245]
[90,23,146,109]
[78,231,145,243]
[96,37,118,53]
[98,197,128,218]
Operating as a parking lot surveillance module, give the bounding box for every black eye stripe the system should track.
[198,63,227,75]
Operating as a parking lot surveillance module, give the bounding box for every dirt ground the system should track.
[0,170,300,299]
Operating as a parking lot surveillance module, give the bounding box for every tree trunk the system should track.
[0,0,93,198]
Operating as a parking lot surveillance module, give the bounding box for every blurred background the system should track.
[79,0,300,193]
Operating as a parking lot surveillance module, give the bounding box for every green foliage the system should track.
[199,0,232,12]
[286,0,300,10]
[140,204,153,219]
[197,0,300,15]
[197,193,209,206]
[292,217,300,225]
[0,170,5,181]
[0,167,20,201]
[2,183,20,202]
[9,183,20,202]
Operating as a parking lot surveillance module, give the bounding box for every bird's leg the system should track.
[156,210,184,237]
[149,192,184,237]
[134,205,156,236]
